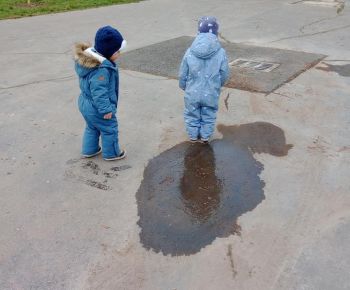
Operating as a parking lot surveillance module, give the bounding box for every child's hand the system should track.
[103,112,112,119]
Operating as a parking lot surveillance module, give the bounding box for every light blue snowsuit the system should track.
[74,43,121,159]
[179,33,230,140]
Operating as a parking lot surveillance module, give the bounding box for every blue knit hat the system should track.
[198,16,219,36]
[94,26,124,59]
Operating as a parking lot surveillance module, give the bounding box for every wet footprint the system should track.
[136,122,293,256]
[65,159,131,191]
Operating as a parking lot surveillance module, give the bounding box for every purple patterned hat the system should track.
[198,16,219,36]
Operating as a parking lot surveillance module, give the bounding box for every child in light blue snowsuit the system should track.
[74,26,127,161]
[179,16,230,142]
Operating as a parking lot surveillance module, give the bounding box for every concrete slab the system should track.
[0,0,350,289]
[119,36,326,93]
[275,219,350,290]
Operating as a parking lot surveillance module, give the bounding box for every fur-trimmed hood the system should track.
[74,43,116,78]
[74,43,102,69]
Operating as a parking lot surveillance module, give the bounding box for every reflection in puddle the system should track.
[180,144,221,223]
[136,122,293,256]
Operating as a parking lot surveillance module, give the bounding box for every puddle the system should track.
[317,63,350,77]
[136,122,293,256]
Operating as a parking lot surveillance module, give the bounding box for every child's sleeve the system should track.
[179,50,189,90]
[220,50,230,86]
[89,68,113,115]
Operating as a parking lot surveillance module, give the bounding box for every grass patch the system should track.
[0,0,140,20]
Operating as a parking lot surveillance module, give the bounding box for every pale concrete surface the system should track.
[0,0,350,289]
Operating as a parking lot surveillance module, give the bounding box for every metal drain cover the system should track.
[119,36,325,93]
[229,59,280,72]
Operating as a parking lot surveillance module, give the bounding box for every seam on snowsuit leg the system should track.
[81,114,100,155]
[100,117,121,159]
[184,100,201,139]
[200,106,218,139]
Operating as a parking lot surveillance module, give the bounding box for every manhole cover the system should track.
[119,36,325,93]
[229,59,280,72]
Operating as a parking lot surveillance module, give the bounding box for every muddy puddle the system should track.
[317,63,350,77]
[136,122,293,256]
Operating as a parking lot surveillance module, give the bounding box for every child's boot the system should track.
[104,150,126,161]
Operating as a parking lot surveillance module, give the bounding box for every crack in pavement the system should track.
[0,49,71,56]
[227,244,237,278]
[0,75,75,90]
[299,15,341,33]
[224,92,230,110]
[299,3,346,34]
[121,70,171,81]
[0,52,70,56]
[270,91,294,99]
[323,59,350,62]
[1,67,171,90]
[290,0,346,13]
[269,23,350,43]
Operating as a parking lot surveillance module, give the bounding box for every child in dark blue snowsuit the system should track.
[179,17,230,143]
[74,26,127,161]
